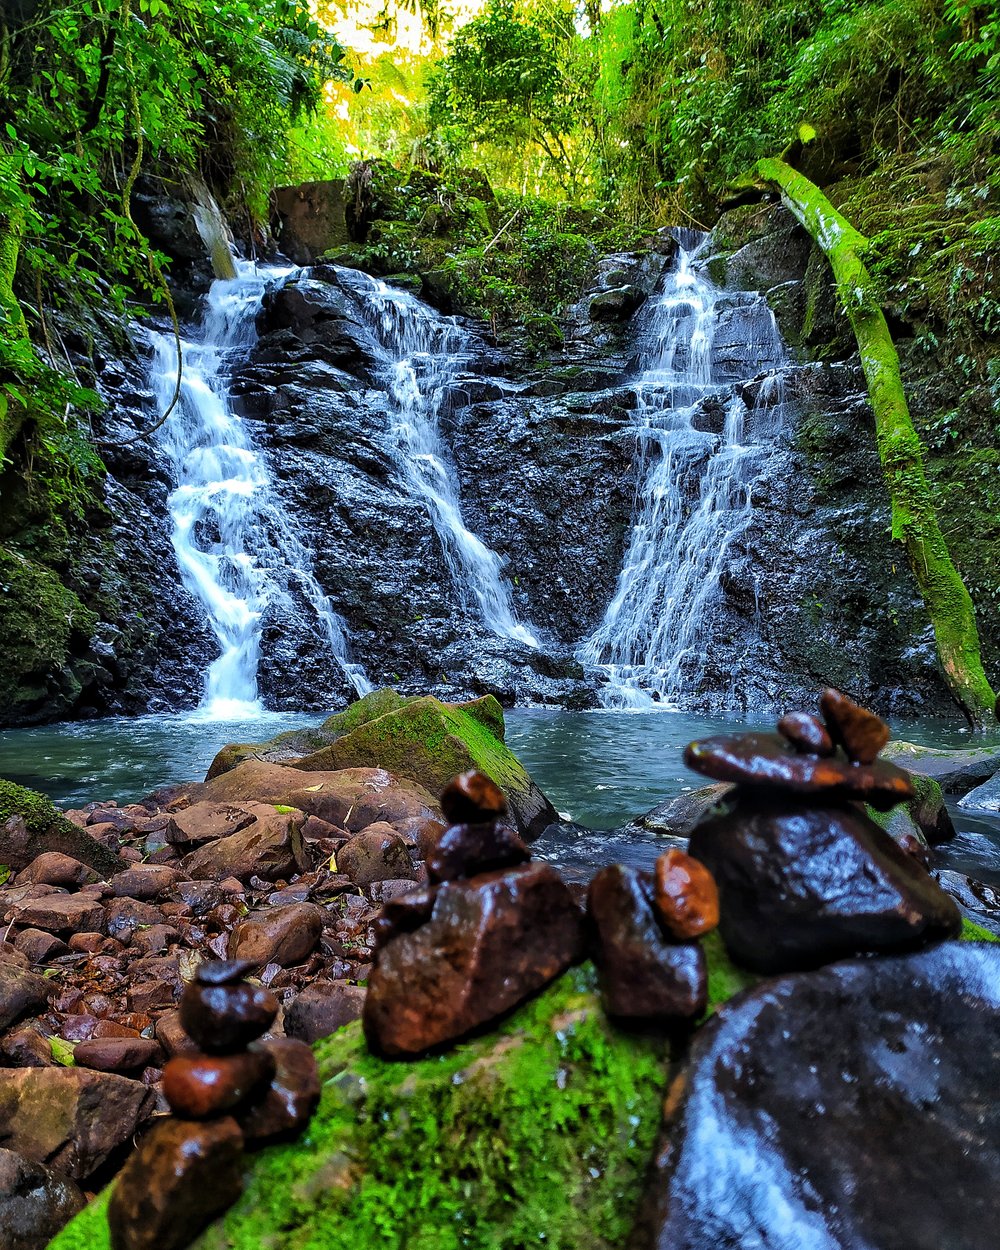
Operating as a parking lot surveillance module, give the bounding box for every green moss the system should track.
[49,965,672,1250]
[320,687,413,738]
[0,778,74,836]
[296,694,556,837]
[702,929,757,1014]
[960,918,999,943]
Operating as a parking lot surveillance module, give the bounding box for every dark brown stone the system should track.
[72,1037,162,1074]
[13,852,101,889]
[777,712,834,756]
[654,944,1000,1250]
[162,1049,275,1119]
[820,687,892,763]
[284,980,367,1043]
[237,1038,320,1143]
[11,927,68,964]
[653,850,720,940]
[109,865,185,900]
[587,865,706,1021]
[337,826,416,888]
[0,1025,53,1068]
[439,770,508,826]
[380,885,438,937]
[195,958,255,986]
[363,863,585,1057]
[107,1116,244,1250]
[5,894,105,934]
[0,1146,86,1250]
[425,821,530,884]
[688,794,961,973]
[684,733,913,810]
[227,903,323,968]
[154,1011,199,1059]
[165,802,257,848]
[181,808,307,884]
[104,897,165,941]
[179,980,279,1054]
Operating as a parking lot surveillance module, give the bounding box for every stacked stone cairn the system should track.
[684,687,961,972]
[107,959,320,1250]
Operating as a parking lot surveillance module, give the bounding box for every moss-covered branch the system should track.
[756,156,996,727]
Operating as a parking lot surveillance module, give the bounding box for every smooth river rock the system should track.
[0,1146,86,1250]
[689,796,961,972]
[654,943,1000,1250]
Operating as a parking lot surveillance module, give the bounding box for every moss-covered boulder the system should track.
[294,693,556,839]
[48,965,670,1250]
[0,779,120,877]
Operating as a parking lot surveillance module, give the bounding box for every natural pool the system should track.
[2,705,1000,884]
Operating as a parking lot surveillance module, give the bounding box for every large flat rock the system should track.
[655,942,1000,1250]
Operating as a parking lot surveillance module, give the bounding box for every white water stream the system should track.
[338,268,538,648]
[579,233,788,708]
[148,260,370,717]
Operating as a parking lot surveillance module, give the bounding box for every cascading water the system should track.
[148,260,370,717]
[579,232,787,708]
[337,268,538,648]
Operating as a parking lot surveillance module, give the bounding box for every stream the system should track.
[3,708,1000,887]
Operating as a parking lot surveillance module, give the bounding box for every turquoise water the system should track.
[1,705,999,884]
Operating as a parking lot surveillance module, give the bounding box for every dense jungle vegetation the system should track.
[1,0,999,718]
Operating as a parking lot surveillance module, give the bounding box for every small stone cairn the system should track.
[108,959,319,1250]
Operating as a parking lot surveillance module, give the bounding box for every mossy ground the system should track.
[0,777,80,838]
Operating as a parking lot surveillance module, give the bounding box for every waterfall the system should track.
[338,268,539,648]
[579,233,787,708]
[148,260,371,717]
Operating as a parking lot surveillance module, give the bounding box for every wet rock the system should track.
[654,944,1000,1250]
[440,770,508,825]
[72,1037,161,1074]
[0,1146,86,1250]
[337,826,416,888]
[937,871,1000,937]
[107,1115,244,1250]
[0,1026,54,1068]
[0,1067,155,1179]
[13,852,102,889]
[181,809,307,883]
[959,768,1000,815]
[882,741,1000,795]
[4,894,105,935]
[635,785,733,837]
[237,1038,320,1143]
[819,686,891,763]
[689,795,961,973]
[154,1011,200,1059]
[12,927,69,963]
[130,923,180,955]
[587,865,706,1020]
[0,959,53,1030]
[179,979,279,1054]
[284,980,367,1043]
[368,878,419,905]
[0,808,122,878]
[364,863,585,1056]
[165,802,257,848]
[425,820,530,883]
[103,897,165,941]
[684,732,913,809]
[227,902,324,968]
[162,1048,276,1119]
[777,711,834,755]
[652,850,719,940]
[109,864,185,899]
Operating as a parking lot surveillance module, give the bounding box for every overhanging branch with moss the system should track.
[755,156,996,726]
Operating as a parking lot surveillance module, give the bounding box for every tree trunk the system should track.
[755,156,996,727]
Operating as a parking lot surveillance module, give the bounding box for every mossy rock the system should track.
[0,548,97,725]
[866,772,954,847]
[295,694,556,838]
[48,965,671,1250]
[0,778,120,877]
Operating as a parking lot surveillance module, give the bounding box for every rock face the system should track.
[363,863,586,1056]
[654,943,1000,1250]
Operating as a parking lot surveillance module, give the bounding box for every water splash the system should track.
[578,233,788,708]
[339,268,538,648]
[148,260,370,717]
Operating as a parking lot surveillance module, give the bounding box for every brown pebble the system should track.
[425,822,530,884]
[194,959,255,986]
[819,688,891,764]
[73,1037,161,1074]
[179,980,278,1053]
[237,1038,320,1143]
[162,1049,276,1119]
[777,712,834,756]
[653,850,720,940]
[439,771,508,826]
